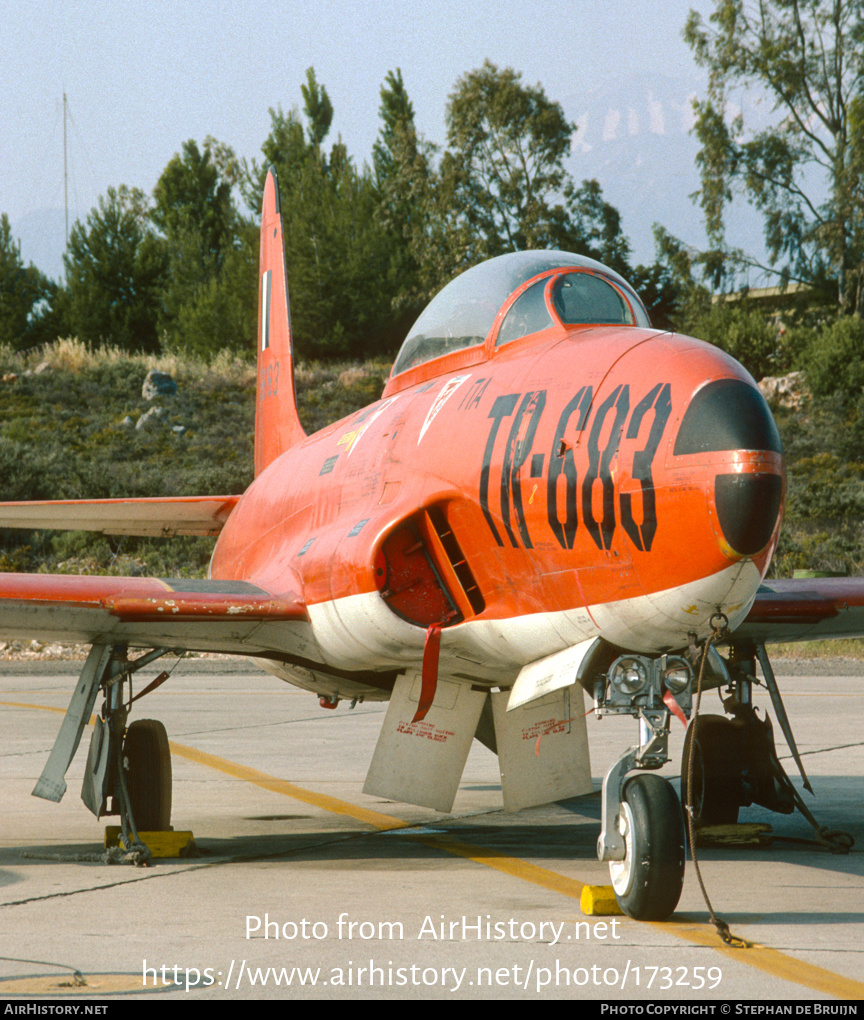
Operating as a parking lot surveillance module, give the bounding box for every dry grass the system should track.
[0,342,392,396]
[0,338,260,390]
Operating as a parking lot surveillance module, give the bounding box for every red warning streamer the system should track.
[411,623,442,724]
[662,687,688,727]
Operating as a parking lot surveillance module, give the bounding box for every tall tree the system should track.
[373,68,418,194]
[300,67,334,147]
[169,218,258,359]
[60,187,166,352]
[247,71,396,358]
[685,0,864,312]
[438,61,633,291]
[372,69,434,322]
[151,138,253,356]
[152,139,235,266]
[445,60,576,255]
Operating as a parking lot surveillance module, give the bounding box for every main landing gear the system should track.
[680,644,798,828]
[34,643,175,859]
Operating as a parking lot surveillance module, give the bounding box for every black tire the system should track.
[609,774,685,921]
[681,715,741,827]
[123,719,172,831]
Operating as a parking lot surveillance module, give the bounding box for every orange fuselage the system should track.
[212,323,784,680]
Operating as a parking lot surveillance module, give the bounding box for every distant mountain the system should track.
[561,73,767,272]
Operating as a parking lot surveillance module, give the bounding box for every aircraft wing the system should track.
[0,496,241,537]
[0,573,308,656]
[735,576,864,644]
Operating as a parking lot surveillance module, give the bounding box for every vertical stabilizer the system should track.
[255,167,306,476]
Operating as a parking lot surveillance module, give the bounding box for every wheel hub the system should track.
[609,800,635,895]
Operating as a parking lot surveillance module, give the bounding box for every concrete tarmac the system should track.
[1,657,862,1002]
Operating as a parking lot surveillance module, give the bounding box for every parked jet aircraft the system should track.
[1,168,861,921]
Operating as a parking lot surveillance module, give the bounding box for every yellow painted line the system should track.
[170,748,864,1000]
[652,920,864,999]
[6,699,864,998]
[1,700,69,714]
[410,833,587,900]
[167,739,409,831]
[168,739,864,998]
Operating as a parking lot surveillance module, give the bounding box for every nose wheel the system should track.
[608,774,685,920]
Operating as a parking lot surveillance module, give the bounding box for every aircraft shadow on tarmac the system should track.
[3,777,861,880]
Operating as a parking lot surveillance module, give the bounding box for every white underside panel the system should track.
[491,686,592,811]
[363,672,487,812]
[307,560,763,676]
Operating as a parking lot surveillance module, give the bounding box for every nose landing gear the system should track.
[594,651,695,920]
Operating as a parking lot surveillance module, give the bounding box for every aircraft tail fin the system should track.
[255,166,306,476]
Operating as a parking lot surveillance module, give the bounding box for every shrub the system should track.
[800,316,864,398]
[681,300,784,381]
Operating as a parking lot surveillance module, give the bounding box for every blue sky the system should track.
[3,0,721,280]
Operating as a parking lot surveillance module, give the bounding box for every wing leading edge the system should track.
[737,576,864,644]
[0,496,241,537]
[0,574,308,656]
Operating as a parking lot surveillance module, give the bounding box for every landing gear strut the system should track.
[34,643,175,858]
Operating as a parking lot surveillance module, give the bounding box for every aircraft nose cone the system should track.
[674,377,784,558]
[714,472,784,556]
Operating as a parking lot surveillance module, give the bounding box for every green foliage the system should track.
[799,315,864,395]
[381,60,637,309]
[682,299,786,380]
[0,344,390,575]
[561,178,632,276]
[295,360,391,433]
[163,220,258,360]
[151,139,235,260]
[770,394,864,576]
[61,187,166,352]
[5,57,804,377]
[152,139,256,360]
[371,69,430,329]
[300,67,334,147]
[685,0,864,308]
[247,74,397,359]
[627,261,681,330]
[373,69,417,191]
[445,60,575,255]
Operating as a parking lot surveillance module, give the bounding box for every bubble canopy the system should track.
[391,250,650,377]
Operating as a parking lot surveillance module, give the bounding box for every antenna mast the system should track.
[63,92,69,246]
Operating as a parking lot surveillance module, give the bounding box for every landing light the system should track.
[610,657,648,696]
[601,653,694,714]
[662,657,692,695]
